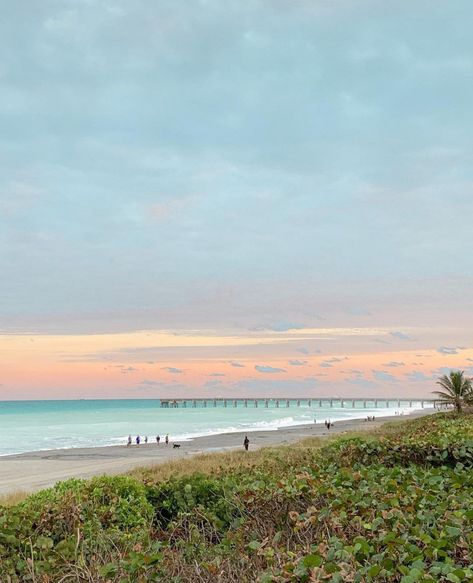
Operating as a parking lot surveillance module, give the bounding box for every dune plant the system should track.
[433,370,473,413]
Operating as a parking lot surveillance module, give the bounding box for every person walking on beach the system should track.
[136,435,140,445]
[145,436,148,444]
[156,435,160,445]
[165,434,169,445]
[243,436,249,451]
[127,435,132,447]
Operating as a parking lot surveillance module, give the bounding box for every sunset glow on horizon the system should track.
[1,323,472,399]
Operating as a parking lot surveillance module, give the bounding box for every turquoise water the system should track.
[0,399,429,456]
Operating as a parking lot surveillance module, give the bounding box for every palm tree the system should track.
[433,370,473,413]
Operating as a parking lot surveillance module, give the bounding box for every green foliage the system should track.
[0,414,472,581]
[146,473,241,531]
[0,475,153,580]
[325,414,473,468]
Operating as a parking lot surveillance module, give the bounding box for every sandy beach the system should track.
[0,411,431,495]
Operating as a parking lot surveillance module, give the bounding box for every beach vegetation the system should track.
[0,413,472,581]
[433,370,473,413]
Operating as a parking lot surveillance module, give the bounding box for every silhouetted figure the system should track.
[243,436,249,451]
[156,435,160,445]
[127,435,132,447]
[136,435,140,445]
[165,434,169,445]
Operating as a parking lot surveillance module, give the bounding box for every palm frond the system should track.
[432,390,454,400]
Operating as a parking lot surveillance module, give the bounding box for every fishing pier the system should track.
[159,398,437,409]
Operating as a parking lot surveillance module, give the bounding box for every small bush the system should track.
[325,414,473,468]
[146,473,241,531]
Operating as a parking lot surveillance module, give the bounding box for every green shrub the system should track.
[146,473,241,531]
[325,414,473,469]
[0,476,153,580]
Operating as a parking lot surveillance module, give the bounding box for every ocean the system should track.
[0,399,430,456]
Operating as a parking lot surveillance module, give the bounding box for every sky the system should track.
[1,0,472,399]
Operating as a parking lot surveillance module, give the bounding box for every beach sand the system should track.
[0,411,431,495]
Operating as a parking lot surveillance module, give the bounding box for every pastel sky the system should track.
[1,0,472,399]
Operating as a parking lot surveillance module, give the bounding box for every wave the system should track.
[114,404,427,444]
[0,404,430,456]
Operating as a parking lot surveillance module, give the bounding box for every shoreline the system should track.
[0,410,432,496]
[0,404,433,459]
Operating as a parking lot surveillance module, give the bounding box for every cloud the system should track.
[296,347,310,355]
[209,372,226,377]
[255,365,286,373]
[139,380,167,387]
[313,314,326,321]
[406,371,433,382]
[382,361,405,367]
[288,359,308,366]
[390,331,411,340]
[251,322,306,332]
[1,1,473,401]
[133,379,188,393]
[296,347,322,355]
[122,366,138,373]
[229,361,245,367]
[434,367,453,376]
[111,365,139,374]
[372,370,397,382]
[230,377,322,394]
[319,356,346,368]
[467,358,473,362]
[204,379,224,388]
[345,377,376,388]
[161,367,183,374]
[437,346,460,355]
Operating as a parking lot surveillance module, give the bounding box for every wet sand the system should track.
[0,411,432,495]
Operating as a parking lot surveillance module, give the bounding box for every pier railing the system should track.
[159,398,438,409]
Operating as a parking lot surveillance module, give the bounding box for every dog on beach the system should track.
[173,443,181,449]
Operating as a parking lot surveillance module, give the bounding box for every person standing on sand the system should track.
[156,435,160,445]
[136,435,140,445]
[165,434,169,445]
[243,436,249,451]
[145,435,148,444]
[127,435,132,447]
